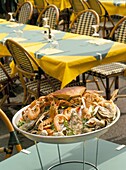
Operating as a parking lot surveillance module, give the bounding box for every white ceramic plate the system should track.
[12,105,120,144]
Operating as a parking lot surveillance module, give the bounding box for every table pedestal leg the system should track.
[35,141,44,170]
[48,139,99,170]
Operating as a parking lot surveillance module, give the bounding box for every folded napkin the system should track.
[6,23,23,28]
[7,37,27,42]
[38,48,63,55]
[36,48,64,58]
[87,39,112,45]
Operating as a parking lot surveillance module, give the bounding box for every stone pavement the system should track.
[0,76,126,161]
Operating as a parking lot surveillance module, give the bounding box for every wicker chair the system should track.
[34,0,47,14]
[69,9,100,36]
[44,0,72,31]
[5,39,59,105]
[0,62,19,107]
[36,4,60,30]
[5,39,84,105]
[86,16,126,100]
[69,0,90,16]
[17,0,24,6]
[87,0,116,38]
[12,1,33,24]
[0,109,22,159]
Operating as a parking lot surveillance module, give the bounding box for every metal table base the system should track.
[35,138,99,170]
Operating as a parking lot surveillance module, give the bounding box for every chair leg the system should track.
[82,73,86,87]
[84,74,101,90]
[6,85,11,104]
[22,90,28,106]
[115,76,119,89]
[0,84,10,107]
[92,76,101,91]
[105,76,119,100]
[76,75,80,82]
[0,95,9,107]
[106,77,111,100]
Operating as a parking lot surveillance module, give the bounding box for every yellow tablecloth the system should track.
[47,0,71,11]
[18,0,71,11]
[100,0,126,16]
[0,19,126,88]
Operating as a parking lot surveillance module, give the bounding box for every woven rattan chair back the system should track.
[5,39,59,105]
[109,16,126,43]
[5,38,42,83]
[0,62,12,83]
[87,0,102,16]
[0,109,22,159]
[87,0,115,38]
[69,0,89,15]
[0,62,18,107]
[70,9,100,36]
[5,39,84,104]
[5,39,36,77]
[17,0,24,6]
[36,4,59,29]
[34,0,47,14]
[14,1,33,24]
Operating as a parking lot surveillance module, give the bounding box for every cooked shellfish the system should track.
[17,86,117,136]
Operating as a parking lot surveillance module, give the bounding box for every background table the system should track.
[46,0,71,11]
[100,0,126,16]
[18,0,71,11]
[0,139,126,170]
[0,19,126,88]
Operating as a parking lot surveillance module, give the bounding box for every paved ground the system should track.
[0,76,126,161]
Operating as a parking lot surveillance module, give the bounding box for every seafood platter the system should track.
[12,86,120,144]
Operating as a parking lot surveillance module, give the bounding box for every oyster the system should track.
[96,104,116,121]
[68,112,83,135]
[85,117,106,128]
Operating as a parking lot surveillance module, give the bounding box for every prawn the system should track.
[81,97,91,119]
[43,117,53,126]
[63,107,73,120]
[54,114,68,132]
[46,129,54,136]
[59,100,73,107]
[27,105,40,120]
[38,122,44,131]
[49,100,59,118]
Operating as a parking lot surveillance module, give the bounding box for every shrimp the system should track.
[81,97,91,119]
[38,118,53,131]
[46,129,54,136]
[63,107,73,120]
[43,117,53,126]
[38,122,44,131]
[22,99,42,121]
[22,100,37,120]
[54,114,68,132]
[59,100,73,106]
[29,100,37,108]
[49,100,58,118]
[27,105,40,120]
[81,107,92,119]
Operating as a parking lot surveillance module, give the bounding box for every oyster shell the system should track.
[85,117,106,128]
[96,104,116,120]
